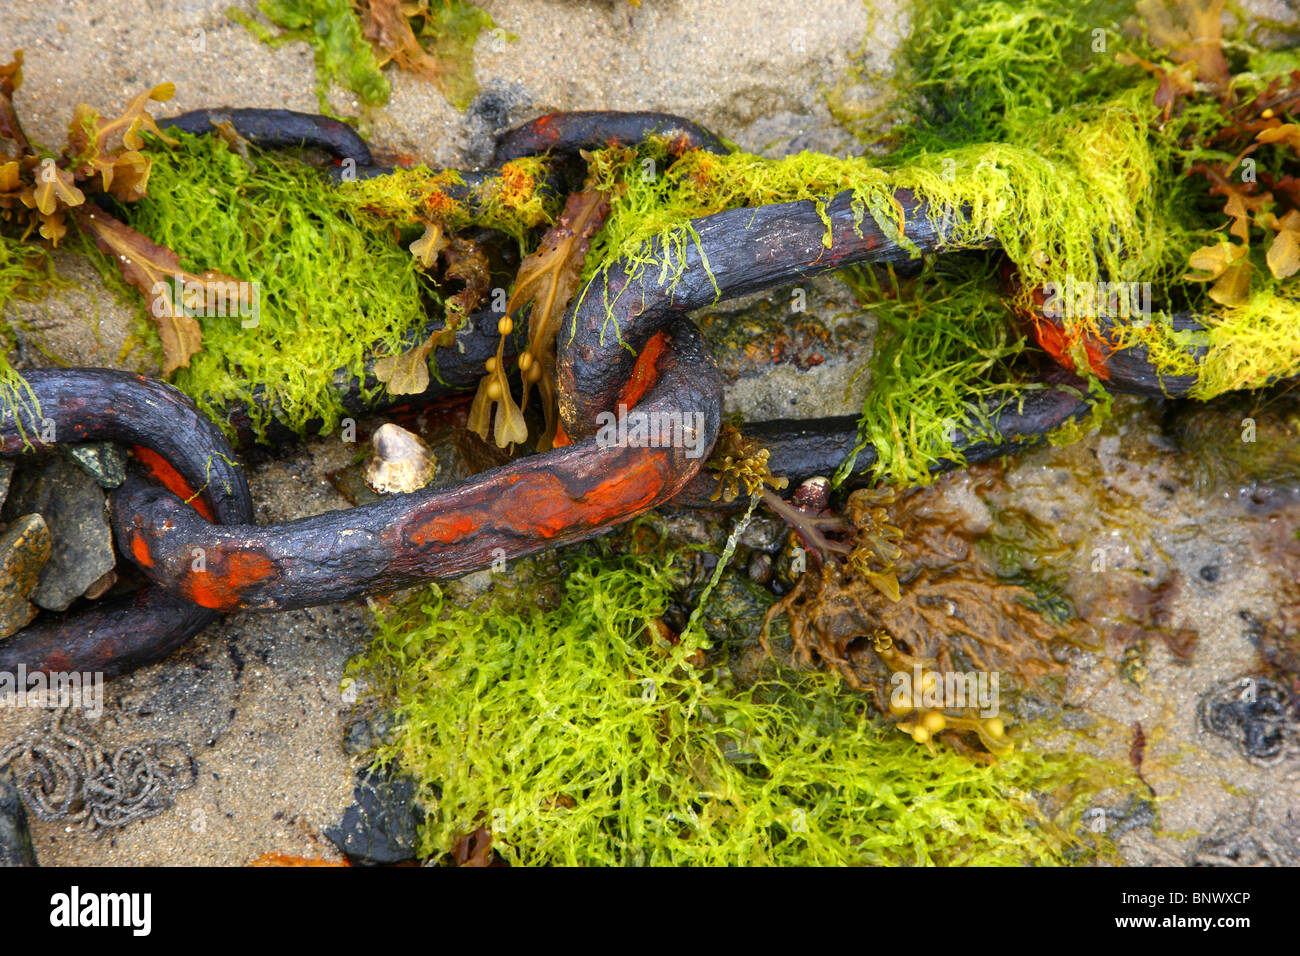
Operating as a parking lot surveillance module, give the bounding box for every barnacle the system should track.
[364,422,437,494]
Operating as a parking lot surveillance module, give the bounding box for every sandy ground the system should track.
[0,0,1297,866]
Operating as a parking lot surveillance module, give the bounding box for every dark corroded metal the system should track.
[671,384,1095,506]
[559,189,953,438]
[1024,308,1207,398]
[493,111,729,164]
[220,307,525,449]
[159,108,374,165]
[113,317,721,612]
[0,370,252,678]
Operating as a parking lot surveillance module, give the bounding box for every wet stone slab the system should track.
[0,514,52,639]
[1,455,116,613]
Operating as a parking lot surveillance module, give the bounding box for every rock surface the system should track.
[0,514,51,639]
[0,770,37,867]
[63,442,128,489]
[2,455,115,612]
[324,765,424,865]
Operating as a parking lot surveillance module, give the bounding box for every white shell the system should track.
[364,423,437,494]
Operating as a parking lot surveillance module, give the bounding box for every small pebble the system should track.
[3,455,116,612]
[63,442,128,489]
[0,514,51,639]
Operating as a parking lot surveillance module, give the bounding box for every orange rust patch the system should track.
[424,189,460,217]
[184,551,275,611]
[571,452,668,525]
[552,332,665,450]
[132,446,217,522]
[519,450,670,539]
[497,160,537,209]
[1026,314,1115,381]
[533,114,559,139]
[616,331,667,410]
[130,532,154,568]
[1028,314,1077,373]
[405,508,483,549]
[1081,334,1114,379]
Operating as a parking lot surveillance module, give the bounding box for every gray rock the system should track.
[343,711,398,756]
[739,515,787,553]
[63,442,128,489]
[3,455,116,612]
[0,769,37,867]
[465,81,534,167]
[0,513,51,639]
[0,459,12,512]
[324,764,424,865]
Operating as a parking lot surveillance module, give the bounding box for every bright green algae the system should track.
[0,231,52,432]
[119,131,436,440]
[229,0,500,115]
[571,0,1299,484]
[227,0,390,116]
[352,552,1136,866]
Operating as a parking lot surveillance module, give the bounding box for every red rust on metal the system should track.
[404,508,484,548]
[134,445,218,521]
[615,330,667,410]
[1025,312,1115,381]
[130,531,154,568]
[182,550,278,611]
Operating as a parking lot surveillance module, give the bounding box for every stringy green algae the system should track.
[102,133,549,439]
[229,0,500,114]
[576,0,1298,485]
[836,255,1038,484]
[352,552,1135,866]
[584,93,1175,299]
[0,231,54,436]
[123,131,436,440]
[579,95,1172,486]
[876,0,1300,404]
[227,0,390,116]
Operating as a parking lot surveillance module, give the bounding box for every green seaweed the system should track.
[229,0,500,115]
[119,130,436,439]
[0,229,55,317]
[863,0,1300,403]
[228,0,389,116]
[413,0,500,111]
[834,255,1035,486]
[351,549,1138,866]
[0,230,52,438]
